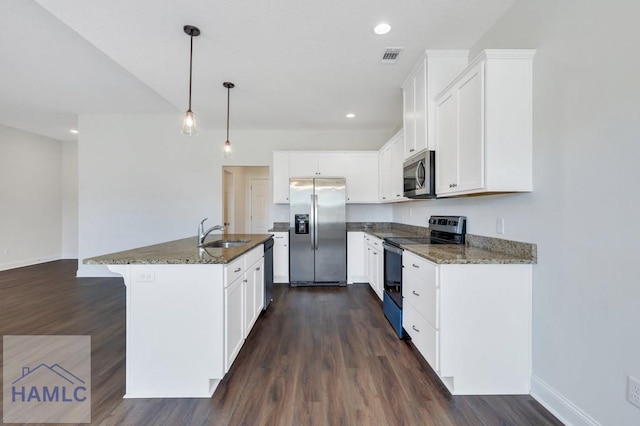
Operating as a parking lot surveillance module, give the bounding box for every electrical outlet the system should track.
[629,376,640,409]
[136,271,155,283]
[496,217,505,235]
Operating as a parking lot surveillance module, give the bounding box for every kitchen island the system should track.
[85,234,272,398]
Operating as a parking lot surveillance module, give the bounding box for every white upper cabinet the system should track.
[435,50,536,197]
[402,50,469,159]
[273,151,379,204]
[272,152,290,203]
[378,130,406,202]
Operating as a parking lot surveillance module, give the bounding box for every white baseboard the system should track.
[76,264,121,278]
[0,255,61,272]
[531,375,601,426]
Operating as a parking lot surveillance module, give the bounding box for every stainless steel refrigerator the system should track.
[289,178,346,286]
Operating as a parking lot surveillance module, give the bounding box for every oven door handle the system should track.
[382,242,404,255]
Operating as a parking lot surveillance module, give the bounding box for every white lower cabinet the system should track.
[364,233,384,300]
[224,246,264,371]
[347,232,366,283]
[244,257,264,337]
[402,250,532,395]
[224,274,244,372]
[272,232,289,283]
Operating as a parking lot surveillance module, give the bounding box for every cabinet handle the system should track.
[373,252,378,256]
[412,290,420,296]
[256,267,261,271]
[243,279,248,283]
[275,236,284,239]
[412,325,420,333]
[284,244,287,247]
[412,264,419,268]
[382,197,386,200]
[396,194,401,197]
[410,148,415,152]
[234,268,242,273]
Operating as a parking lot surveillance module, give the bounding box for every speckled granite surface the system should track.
[83,234,273,265]
[402,244,535,265]
[268,222,289,232]
[355,223,536,264]
[267,221,537,264]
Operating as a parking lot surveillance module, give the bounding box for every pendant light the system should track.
[223,82,235,157]
[181,25,200,136]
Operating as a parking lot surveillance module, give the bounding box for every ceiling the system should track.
[0,0,514,142]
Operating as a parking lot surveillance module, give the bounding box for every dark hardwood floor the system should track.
[0,260,562,425]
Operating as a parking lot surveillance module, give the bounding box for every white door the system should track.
[223,170,234,233]
[250,179,269,234]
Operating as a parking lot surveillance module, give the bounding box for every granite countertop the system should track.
[266,221,536,265]
[268,222,289,232]
[356,224,536,265]
[83,234,273,265]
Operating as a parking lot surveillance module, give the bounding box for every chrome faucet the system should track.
[198,218,225,245]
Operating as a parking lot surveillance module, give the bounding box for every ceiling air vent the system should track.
[380,48,404,64]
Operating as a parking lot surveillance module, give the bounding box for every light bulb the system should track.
[181,110,198,136]
[223,140,233,159]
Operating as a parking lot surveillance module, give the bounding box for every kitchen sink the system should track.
[199,239,250,249]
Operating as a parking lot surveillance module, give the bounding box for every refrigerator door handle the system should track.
[313,194,319,250]
[309,194,315,250]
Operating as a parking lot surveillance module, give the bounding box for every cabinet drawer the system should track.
[224,257,244,287]
[244,245,264,268]
[403,252,438,328]
[272,232,288,243]
[404,301,439,371]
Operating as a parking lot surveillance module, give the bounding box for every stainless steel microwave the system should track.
[403,150,436,199]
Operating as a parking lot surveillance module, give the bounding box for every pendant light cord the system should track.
[188,34,194,111]
[226,86,230,141]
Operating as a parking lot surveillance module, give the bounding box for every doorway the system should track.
[222,166,270,234]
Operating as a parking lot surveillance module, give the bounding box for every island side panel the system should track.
[109,264,225,398]
[438,263,532,395]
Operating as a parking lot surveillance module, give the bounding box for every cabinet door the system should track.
[403,78,417,158]
[378,146,392,201]
[317,153,349,177]
[272,152,290,203]
[252,259,264,322]
[243,272,256,338]
[224,276,244,371]
[273,233,289,283]
[347,232,366,283]
[414,59,428,153]
[344,153,379,203]
[363,236,370,287]
[289,152,318,178]
[456,61,485,193]
[375,248,384,299]
[435,89,458,195]
[390,133,405,200]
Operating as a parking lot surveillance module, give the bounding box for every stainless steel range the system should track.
[382,216,467,338]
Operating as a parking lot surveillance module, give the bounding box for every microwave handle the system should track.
[415,160,424,189]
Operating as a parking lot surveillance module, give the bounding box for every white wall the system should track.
[0,124,63,270]
[394,1,640,424]
[77,113,391,276]
[61,140,78,258]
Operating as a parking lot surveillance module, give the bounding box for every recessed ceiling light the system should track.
[346,113,356,119]
[70,129,79,134]
[373,23,391,35]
